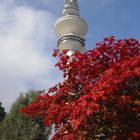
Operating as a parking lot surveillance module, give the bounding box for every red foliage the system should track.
[21,36,140,140]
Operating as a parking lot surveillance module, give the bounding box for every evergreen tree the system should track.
[0,102,5,123]
[0,90,51,140]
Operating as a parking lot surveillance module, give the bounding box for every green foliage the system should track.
[0,102,5,123]
[0,90,51,140]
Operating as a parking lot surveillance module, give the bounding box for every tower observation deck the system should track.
[54,0,88,54]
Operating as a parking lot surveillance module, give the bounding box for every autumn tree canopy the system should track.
[22,36,140,140]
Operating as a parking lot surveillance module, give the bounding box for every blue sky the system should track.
[18,0,140,48]
[0,0,140,111]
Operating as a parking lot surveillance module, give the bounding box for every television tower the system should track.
[54,0,88,54]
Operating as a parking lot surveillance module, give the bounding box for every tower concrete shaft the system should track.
[54,0,88,54]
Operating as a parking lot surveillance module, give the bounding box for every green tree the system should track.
[0,102,6,123]
[0,90,51,140]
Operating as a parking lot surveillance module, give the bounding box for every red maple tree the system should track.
[22,36,140,140]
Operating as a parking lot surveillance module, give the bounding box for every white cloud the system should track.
[0,0,62,111]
